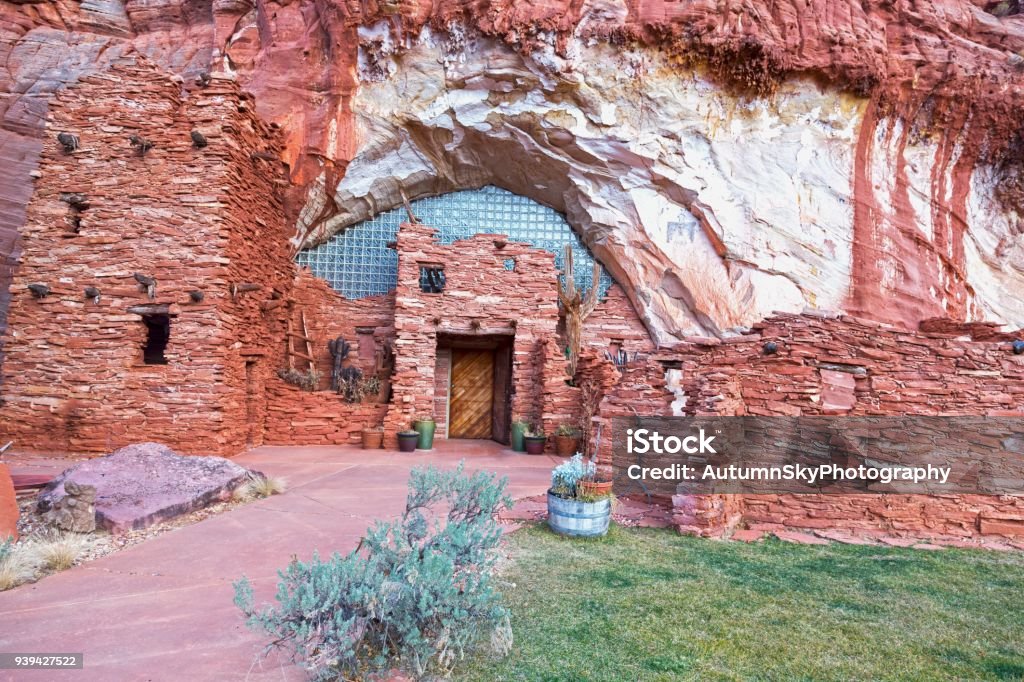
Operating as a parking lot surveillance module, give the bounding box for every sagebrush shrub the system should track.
[550,454,595,497]
[234,462,513,680]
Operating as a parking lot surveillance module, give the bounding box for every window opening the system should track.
[142,314,170,365]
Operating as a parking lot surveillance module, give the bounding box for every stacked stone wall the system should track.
[0,58,290,455]
[606,312,1024,542]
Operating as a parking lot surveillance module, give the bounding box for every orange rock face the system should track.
[0,463,18,541]
[2,0,1024,340]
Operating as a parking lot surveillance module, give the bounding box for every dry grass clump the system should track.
[30,531,91,571]
[232,473,288,502]
[0,540,34,591]
[0,531,92,591]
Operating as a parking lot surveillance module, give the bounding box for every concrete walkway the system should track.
[0,442,558,681]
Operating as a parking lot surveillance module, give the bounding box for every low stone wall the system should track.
[590,311,1024,543]
[263,379,388,445]
[740,493,1024,540]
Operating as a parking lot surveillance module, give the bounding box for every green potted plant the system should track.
[523,425,547,455]
[554,423,581,457]
[396,430,419,453]
[547,454,611,537]
[413,414,436,450]
[510,419,529,452]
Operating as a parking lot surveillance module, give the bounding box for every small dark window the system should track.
[142,314,170,365]
[419,266,445,293]
[503,258,516,271]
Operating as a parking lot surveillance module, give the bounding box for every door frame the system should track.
[437,333,514,443]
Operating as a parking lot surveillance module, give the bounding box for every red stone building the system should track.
[1,54,1023,546]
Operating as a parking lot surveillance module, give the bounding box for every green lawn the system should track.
[459,524,1024,681]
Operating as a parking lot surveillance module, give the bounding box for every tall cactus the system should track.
[328,336,351,392]
[558,245,601,379]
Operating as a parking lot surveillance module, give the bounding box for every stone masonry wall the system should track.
[265,237,654,447]
[637,312,1024,542]
[384,223,567,446]
[580,283,656,357]
[0,57,290,455]
[262,272,393,445]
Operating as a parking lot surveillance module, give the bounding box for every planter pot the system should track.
[554,434,579,457]
[578,480,613,497]
[547,492,611,537]
[510,423,527,452]
[413,419,436,450]
[397,432,419,453]
[524,435,546,455]
[361,429,384,450]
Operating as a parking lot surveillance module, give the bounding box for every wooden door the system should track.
[449,349,494,439]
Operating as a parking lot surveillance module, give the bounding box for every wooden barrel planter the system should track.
[547,492,611,537]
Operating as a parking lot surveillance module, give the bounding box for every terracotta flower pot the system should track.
[397,432,419,453]
[361,428,384,450]
[578,480,613,497]
[554,434,579,457]
[524,435,546,455]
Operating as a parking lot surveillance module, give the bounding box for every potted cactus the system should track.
[523,426,547,455]
[554,423,580,457]
[547,454,611,537]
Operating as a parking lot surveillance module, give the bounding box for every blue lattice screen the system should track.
[296,186,612,300]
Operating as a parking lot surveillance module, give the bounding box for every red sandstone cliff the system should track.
[3,0,1024,341]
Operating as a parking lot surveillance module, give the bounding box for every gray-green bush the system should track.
[234,462,513,680]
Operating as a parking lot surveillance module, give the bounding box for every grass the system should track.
[0,539,34,591]
[0,532,92,590]
[459,525,1024,681]
[30,531,90,571]
[232,473,288,502]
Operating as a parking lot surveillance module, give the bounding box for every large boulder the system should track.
[37,443,252,533]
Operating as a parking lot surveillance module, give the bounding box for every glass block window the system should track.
[295,185,613,299]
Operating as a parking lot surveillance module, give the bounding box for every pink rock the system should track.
[774,530,830,545]
[731,529,765,542]
[813,529,879,546]
[879,537,918,547]
[37,443,252,533]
